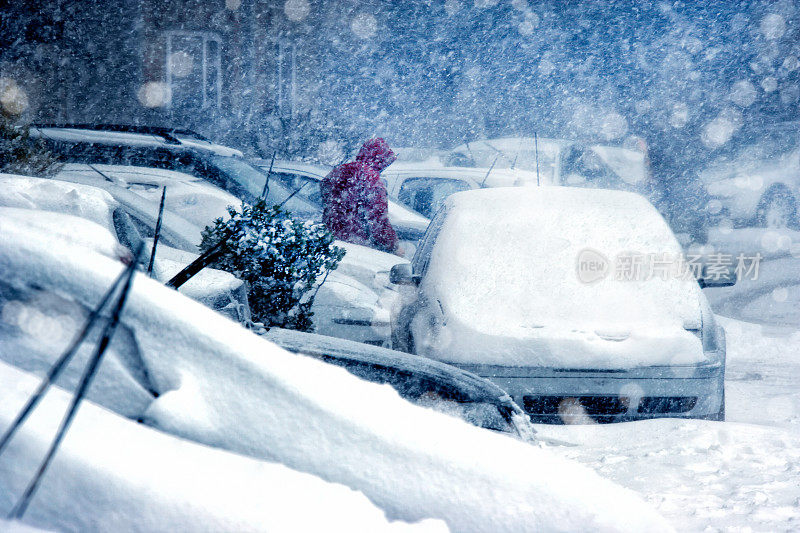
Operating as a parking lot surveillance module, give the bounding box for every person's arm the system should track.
[364,179,399,254]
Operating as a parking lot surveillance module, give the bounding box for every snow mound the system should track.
[0,362,440,532]
[0,218,671,532]
[0,174,117,230]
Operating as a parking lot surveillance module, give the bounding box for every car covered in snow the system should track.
[0,174,249,321]
[262,327,536,441]
[252,159,431,257]
[390,187,733,423]
[698,122,800,229]
[0,361,432,532]
[0,216,670,532]
[381,164,540,219]
[383,136,658,219]
[46,165,405,346]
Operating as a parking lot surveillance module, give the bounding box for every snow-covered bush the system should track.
[201,199,345,331]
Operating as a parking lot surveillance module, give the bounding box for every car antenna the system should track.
[479,155,499,188]
[5,243,144,520]
[261,151,276,199]
[147,185,167,276]
[534,132,540,186]
[277,182,310,209]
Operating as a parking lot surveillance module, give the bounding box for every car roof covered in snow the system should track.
[423,186,705,368]
[30,124,243,157]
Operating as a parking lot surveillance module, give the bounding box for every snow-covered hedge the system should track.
[201,199,345,331]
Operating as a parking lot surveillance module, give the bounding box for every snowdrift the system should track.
[0,362,439,532]
[0,213,671,532]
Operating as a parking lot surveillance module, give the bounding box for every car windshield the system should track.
[210,156,321,216]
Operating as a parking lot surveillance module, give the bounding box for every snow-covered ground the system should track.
[531,226,800,531]
[535,315,800,532]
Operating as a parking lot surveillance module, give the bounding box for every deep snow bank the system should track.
[0,362,442,532]
[0,216,671,532]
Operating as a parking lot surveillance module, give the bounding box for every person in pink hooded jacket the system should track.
[321,138,401,255]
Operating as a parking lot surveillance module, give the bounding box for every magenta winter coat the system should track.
[321,138,399,253]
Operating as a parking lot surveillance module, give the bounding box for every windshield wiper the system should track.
[261,151,276,199]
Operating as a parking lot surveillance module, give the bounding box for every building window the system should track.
[276,41,296,118]
[165,31,222,110]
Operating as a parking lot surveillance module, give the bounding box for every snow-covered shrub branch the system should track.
[200,200,345,332]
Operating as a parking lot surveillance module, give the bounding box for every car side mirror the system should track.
[697,265,737,288]
[390,263,420,286]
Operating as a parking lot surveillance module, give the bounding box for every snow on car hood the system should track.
[0,173,117,229]
[0,362,436,532]
[423,187,706,368]
[0,225,670,532]
[57,164,240,231]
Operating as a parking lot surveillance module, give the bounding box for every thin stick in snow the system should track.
[7,244,143,520]
[534,132,540,187]
[147,185,167,276]
[166,231,232,290]
[261,151,276,199]
[0,268,127,457]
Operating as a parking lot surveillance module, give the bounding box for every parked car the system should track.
[445,136,655,195]
[384,136,658,219]
[0,362,418,532]
[0,174,249,321]
[381,164,539,219]
[30,124,322,219]
[0,217,669,531]
[698,122,800,229]
[46,166,403,346]
[252,159,430,257]
[262,327,536,442]
[390,187,733,423]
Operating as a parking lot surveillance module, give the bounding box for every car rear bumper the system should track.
[453,363,724,423]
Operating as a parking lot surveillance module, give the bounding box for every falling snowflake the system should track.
[137,81,171,108]
[284,0,310,22]
[351,13,377,39]
[760,13,786,40]
[0,78,28,115]
[761,76,778,93]
[443,0,462,16]
[729,80,757,107]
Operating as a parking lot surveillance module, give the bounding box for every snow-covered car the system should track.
[698,122,800,229]
[262,327,536,441]
[385,136,657,219]
[0,174,249,320]
[446,136,655,194]
[381,164,540,219]
[30,124,323,219]
[0,216,670,532]
[49,165,405,346]
[252,159,431,257]
[0,362,434,533]
[390,187,733,423]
